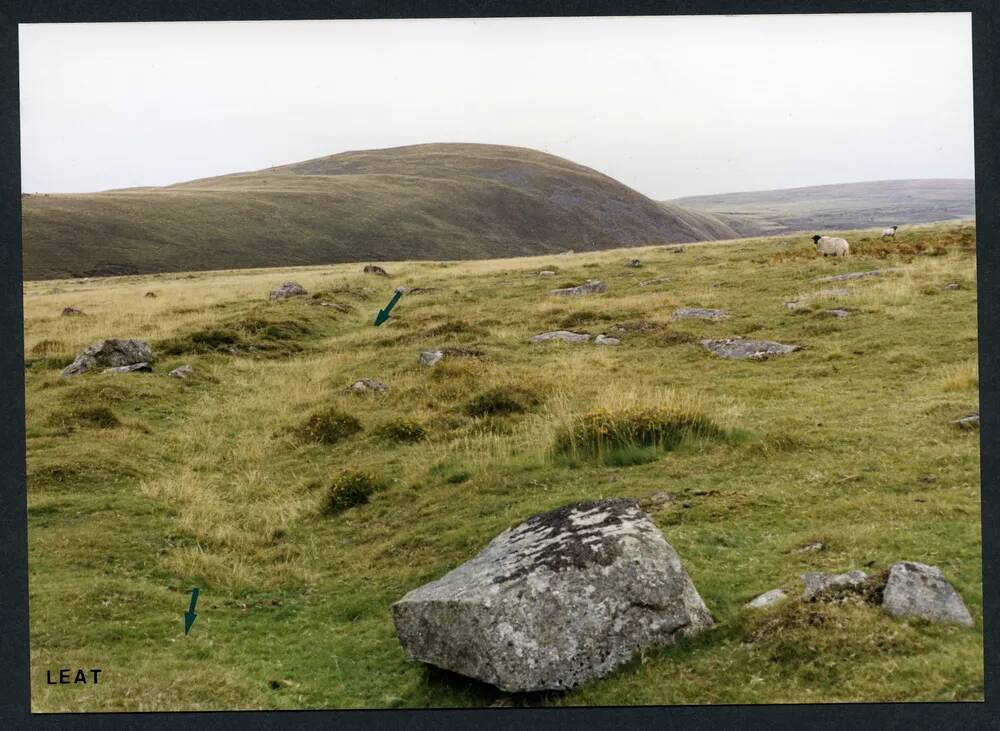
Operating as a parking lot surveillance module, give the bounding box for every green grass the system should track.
[23,220,982,710]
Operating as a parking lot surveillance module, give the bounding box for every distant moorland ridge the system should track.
[21,143,740,280]
[669,178,975,237]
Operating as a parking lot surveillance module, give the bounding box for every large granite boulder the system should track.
[391,498,713,692]
[802,570,868,599]
[61,339,154,377]
[881,561,973,626]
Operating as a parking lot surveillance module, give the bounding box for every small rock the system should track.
[954,412,979,430]
[537,271,556,278]
[408,287,437,294]
[168,365,194,379]
[746,589,787,609]
[793,542,825,554]
[645,491,676,507]
[103,362,152,373]
[550,280,607,296]
[814,268,906,283]
[917,474,937,484]
[144,291,157,298]
[625,259,642,268]
[61,338,154,377]
[823,309,851,318]
[269,282,307,300]
[61,307,84,317]
[639,277,671,287]
[530,331,591,344]
[594,334,620,346]
[345,378,388,393]
[557,250,575,256]
[943,282,961,290]
[667,246,685,254]
[420,350,445,367]
[391,498,713,692]
[672,308,728,321]
[364,264,389,276]
[802,570,868,599]
[701,338,800,360]
[881,561,973,626]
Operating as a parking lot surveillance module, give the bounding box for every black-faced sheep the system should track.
[881,226,899,239]
[811,235,850,257]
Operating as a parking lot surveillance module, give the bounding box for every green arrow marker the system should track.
[184,587,200,636]
[374,289,404,326]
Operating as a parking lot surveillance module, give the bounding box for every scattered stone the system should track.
[823,309,852,318]
[364,265,389,276]
[917,474,937,484]
[881,561,973,627]
[530,331,591,344]
[943,282,961,290]
[537,271,556,278]
[802,570,868,599]
[61,307,84,317]
[168,364,194,379]
[269,282,307,300]
[793,542,825,554]
[814,268,906,283]
[701,338,800,360]
[550,280,607,296]
[391,498,714,692]
[61,338,154,377]
[746,589,787,609]
[625,259,642,268]
[954,412,980,430]
[644,491,676,508]
[594,334,620,346]
[345,378,388,393]
[666,246,685,254]
[610,320,661,333]
[672,307,728,321]
[144,291,157,298]
[103,362,152,373]
[557,250,575,256]
[420,350,445,367]
[639,277,671,287]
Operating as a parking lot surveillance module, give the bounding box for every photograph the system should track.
[17,12,983,712]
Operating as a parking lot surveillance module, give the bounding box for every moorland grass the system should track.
[23,220,982,710]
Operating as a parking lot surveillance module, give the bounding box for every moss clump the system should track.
[376,418,427,443]
[555,406,723,457]
[464,385,540,417]
[323,469,385,514]
[298,409,362,444]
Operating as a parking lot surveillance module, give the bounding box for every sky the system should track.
[18,13,974,200]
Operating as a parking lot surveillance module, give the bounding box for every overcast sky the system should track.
[19,13,974,199]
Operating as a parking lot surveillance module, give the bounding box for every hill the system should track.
[24,221,981,710]
[669,179,975,237]
[20,143,740,280]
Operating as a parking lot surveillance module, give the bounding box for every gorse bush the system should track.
[298,408,362,444]
[376,418,427,443]
[555,406,723,458]
[323,469,385,514]
[464,385,540,417]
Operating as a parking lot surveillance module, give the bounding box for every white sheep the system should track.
[811,235,850,257]
[881,225,898,239]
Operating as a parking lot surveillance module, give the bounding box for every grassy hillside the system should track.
[23,221,980,710]
[669,179,975,237]
[20,143,739,280]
